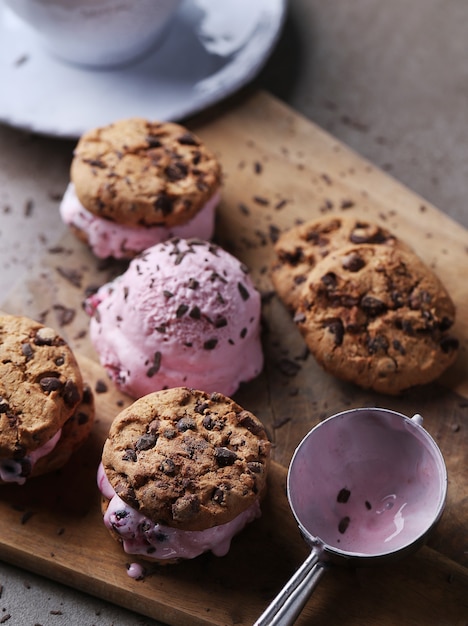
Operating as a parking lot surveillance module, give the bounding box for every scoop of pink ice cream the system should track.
[85,238,263,397]
[60,183,218,259]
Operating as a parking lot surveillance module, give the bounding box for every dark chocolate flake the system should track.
[338,516,350,534]
[176,303,189,318]
[237,282,250,301]
[337,488,351,503]
[203,338,218,350]
[146,352,162,377]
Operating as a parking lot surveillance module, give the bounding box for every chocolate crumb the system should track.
[365,501,372,510]
[337,488,351,503]
[95,379,108,394]
[338,516,350,534]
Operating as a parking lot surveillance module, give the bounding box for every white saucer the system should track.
[0,0,286,138]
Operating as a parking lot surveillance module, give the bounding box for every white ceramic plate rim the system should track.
[0,0,287,138]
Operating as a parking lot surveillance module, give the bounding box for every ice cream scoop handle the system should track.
[254,549,327,625]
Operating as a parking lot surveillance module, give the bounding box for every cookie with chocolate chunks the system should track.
[271,215,411,312]
[71,117,222,228]
[102,387,271,531]
[294,244,459,394]
[0,313,94,482]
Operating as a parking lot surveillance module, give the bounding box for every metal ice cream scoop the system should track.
[255,407,447,625]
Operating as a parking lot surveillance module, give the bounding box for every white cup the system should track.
[3,0,182,68]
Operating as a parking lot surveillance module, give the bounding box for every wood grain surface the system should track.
[2,90,468,624]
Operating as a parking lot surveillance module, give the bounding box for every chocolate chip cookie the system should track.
[294,244,459,394]
[101,387,271,532]
[271,215,410,312]
[71,117,222,228]
[0,313,94,483]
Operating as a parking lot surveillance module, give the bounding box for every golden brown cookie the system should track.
[294,244,459,394]
[102,387,271,532]
[271,215,410,312]
[70,117,222,228]
[31,383,95,478]
[0,313,94,483]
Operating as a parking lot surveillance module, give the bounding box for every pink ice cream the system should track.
[288,410,446,557]
[59,183,219,259]
[97,463,261,562]
[85,238,263,398]
[0,428,62,485]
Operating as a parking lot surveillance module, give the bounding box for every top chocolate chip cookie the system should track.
[0,314,84,457]
[271,215,410,312]
[294,244,459,394]
[70,117,222,228]
[102,387,271,531]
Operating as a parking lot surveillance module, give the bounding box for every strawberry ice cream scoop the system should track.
[85,238,263,397]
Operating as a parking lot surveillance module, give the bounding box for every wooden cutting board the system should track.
[2,90,468,624]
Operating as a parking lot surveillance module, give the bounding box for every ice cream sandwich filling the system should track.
[0,428,62,485]
[97,463,261,561]
[60,183,219,259]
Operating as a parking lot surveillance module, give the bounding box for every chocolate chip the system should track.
[135,433,158,451]
[338,516,350,534]
[215,447,238,467]
[159,458,176,475]
[194,401,209,414]
[202,414,224,430]
[360,295,387,316]
[367,335,389,354]
[164,162,188,182]
[122,448,138,463]
[392,339,406,355]
[341,252,365,272]
[439,316,454,332]
[154,194,173,216]
[76,411,89,425]
[177,132,199,146]
[440,336,459,353]
[63,380,81,406]
[321,272,338,289]
[323,318,344,346]
[146,135,162,148]
[350,224,388,244]
[177,417,196,432]
[337,488,351,503]
[237,410,263,435]
[188,278,199,289]
[21,343,34,361]
[40,377,63,393]
[365,500,372,510]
